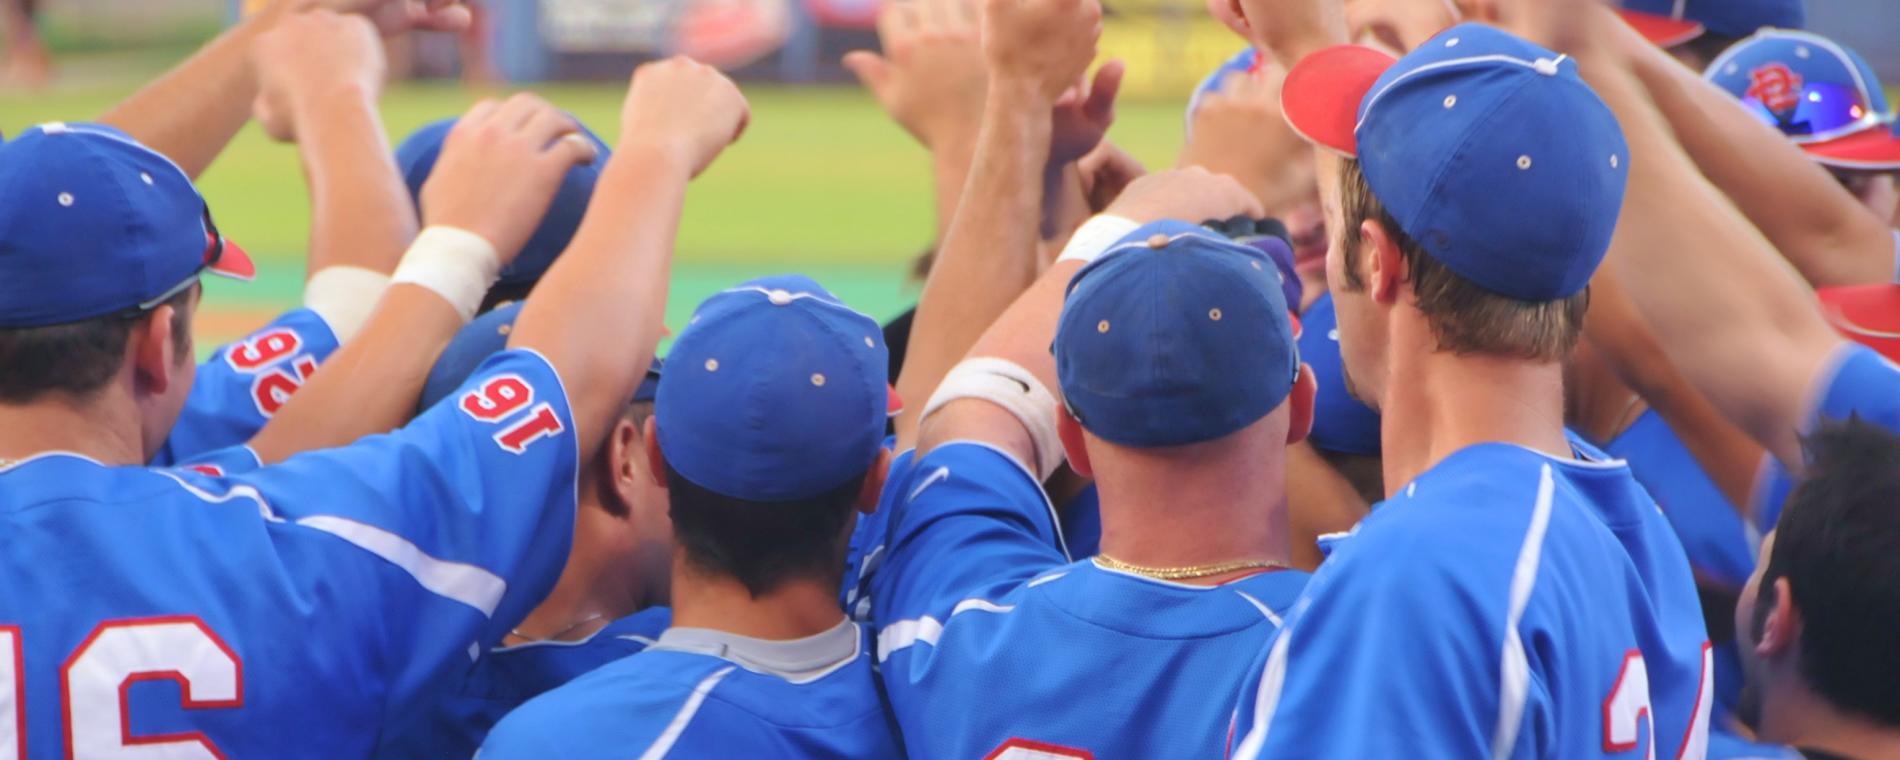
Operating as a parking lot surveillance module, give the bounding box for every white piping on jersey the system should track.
[876,598,1016,663]
[156,472,510,618]
[1025,571,1070,588]
[1234,591,1285,628]
[620,634,660,647]
[1490,464,1557,760]
[0,450,106,474]
[1231,605,1299,760]
[931,441,1072,562]
[637,666,736,760]
[908,467,950,501]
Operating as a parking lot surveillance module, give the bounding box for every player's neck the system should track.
[1379,333,1571,496]
[1773,686,1900,760]
[509,497,659,643]
[1091,430,1291,580]
[668,560,846,641]
[0,391,145,467]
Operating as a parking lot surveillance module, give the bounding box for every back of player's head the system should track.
[1758,416,1900,726]
[1283,25,1627,361]
[0,123,253,402]
[655,276,891,595]
[1054,220,1301,448]
[395,116,612,303]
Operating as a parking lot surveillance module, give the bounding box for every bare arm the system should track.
[891,0,1106,450]
[508,58,748,458]
[1572,9,1844,468]
[99,0,469,179]
[1624,31,1895,287]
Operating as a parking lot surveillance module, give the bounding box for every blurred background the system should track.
[0,0,1894,350]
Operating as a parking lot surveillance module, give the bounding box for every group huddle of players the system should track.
[2,0,1899,756]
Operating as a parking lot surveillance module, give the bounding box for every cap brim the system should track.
[887,384,905,416]
[1802,127,1900,171]
[1819,285,1900,364]
[1615,9,1705,48]
[208,236,256,282]
[1282,45,1397,159]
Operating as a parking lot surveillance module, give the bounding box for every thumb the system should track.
[1083,59,1125,124]
[842,51,891,96]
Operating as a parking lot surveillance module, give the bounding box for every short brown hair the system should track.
[1336,159,1587,362]
[0,285,195,404]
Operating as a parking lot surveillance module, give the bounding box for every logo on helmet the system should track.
[1746,62,1804,116]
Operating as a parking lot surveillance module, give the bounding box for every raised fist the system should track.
[982,0,1103,102]
[619,56,751,179]
[419,94,599,260]
[843,0,987,150]
[251,10,386,143]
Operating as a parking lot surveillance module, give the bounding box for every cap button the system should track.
[1532,57,1560,76]
[1146,234,1170,249]
[767,289,793,306]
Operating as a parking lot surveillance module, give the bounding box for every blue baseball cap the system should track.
[1186,47,1263,135]
[657,275,891,502]
[1704,30,1900,170]
[1617,0,1802,46]
[1055,220,1301,448]
[1281,24,1629,301]
[1299,292,1382,456]
[395,117,611,286]
[417,301,662,413]
[0,123,254,328]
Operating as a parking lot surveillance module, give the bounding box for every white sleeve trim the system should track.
[637,666,736,760]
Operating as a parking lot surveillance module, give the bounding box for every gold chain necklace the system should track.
[1094,554,1287,581]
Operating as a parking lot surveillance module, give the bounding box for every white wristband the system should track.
[923,357,1066,481]
[391,226,502,323]
[1056,214,1141,266]
[302,266,392,344]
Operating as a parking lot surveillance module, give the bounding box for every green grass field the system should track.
[1,78,1191,349]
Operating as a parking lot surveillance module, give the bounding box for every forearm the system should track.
[917,259,1082,460]
[99,0,299,178]
[297,85,414,279]
[1578,17,1839,466]
[508,148,685,455]
[249,285,464,462]
[930,134,978,240]
[1627,34,1894,287]
[1042,163,1090,247]
[895,81,1055,448]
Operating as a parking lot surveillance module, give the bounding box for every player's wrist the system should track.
[610,138,697,184]
[390,226,503,322]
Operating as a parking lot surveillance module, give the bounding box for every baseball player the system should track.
[1614,0,1801,69]
[479,275,903,758]
[866,159,1307,759]
[1229,14,1710,758]
[0,38,745,757]
[1730,418,1900,758]
[370,303,673,758]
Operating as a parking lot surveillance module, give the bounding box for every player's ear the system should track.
[641,416,668,489]
[1361,219,1405,306]
[1756,577,1802,657]
[131,304,180,395]
[855,448,894,515]
[1057,406,1093,478]
[605,416,643,512]
[1286,363,1316,445]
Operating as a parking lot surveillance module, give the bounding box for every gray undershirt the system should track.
[650,618,859,682]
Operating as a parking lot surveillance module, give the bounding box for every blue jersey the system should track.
[154,308,340,467]
[873,442,1309,759]
[0,349,578,758]
[1231,443,1711,759]
[375,607,672,759]
[478,623,902,758]
[1601,409,1757,589]
[1751,344,1900,530]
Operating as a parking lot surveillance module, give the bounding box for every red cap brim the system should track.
[887,383,905,416]
[1615,9,1705,48]
[207,235,256,282]
[1802,127,1900,171]
[1819,284,1900,364]
[1281,45,1398,158]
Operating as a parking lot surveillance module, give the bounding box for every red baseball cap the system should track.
[1819,284,1900,364]
[1615,8,1705,48]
